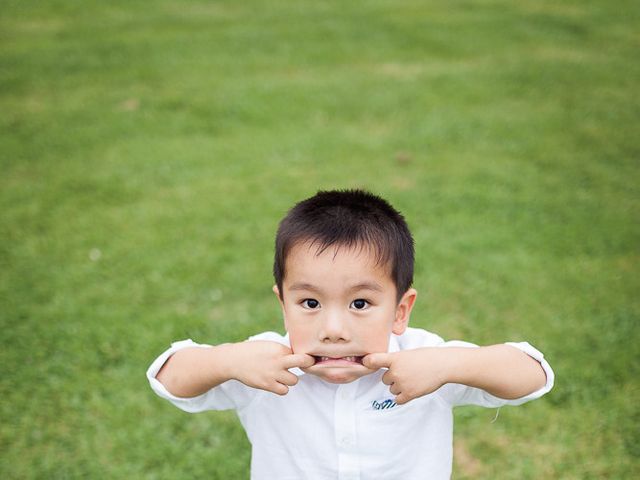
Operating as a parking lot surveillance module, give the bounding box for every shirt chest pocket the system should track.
[359,397,421,435]
[351,398,427,472]
[356,395,448,450]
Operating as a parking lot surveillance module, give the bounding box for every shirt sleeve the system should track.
[146,339,257,413]
[435,340,555,408]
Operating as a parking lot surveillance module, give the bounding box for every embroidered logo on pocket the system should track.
[372,398,397,410]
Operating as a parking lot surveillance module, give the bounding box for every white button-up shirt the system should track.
[147,328,554,480]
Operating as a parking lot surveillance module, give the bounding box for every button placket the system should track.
[334,381,361,480]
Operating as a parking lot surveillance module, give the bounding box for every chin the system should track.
[322,373,358,384]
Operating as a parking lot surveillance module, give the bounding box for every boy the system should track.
[147,190,554,479]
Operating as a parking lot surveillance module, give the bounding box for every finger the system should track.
[362,353,392,370]
[389,384,401,395]
[268,382,290,396]
[277,370,299,387]
[251,341,292,356]
[283,353,316,369]
[395,393,411,405]
[381,370,394,386]
[275,343,294,355]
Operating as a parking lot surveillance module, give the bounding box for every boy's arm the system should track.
[363,344,549,405]
[154,341,315,399]
[443,344,546,399]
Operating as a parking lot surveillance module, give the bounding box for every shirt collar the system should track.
[388,333,401,353]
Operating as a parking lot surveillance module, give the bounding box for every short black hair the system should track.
[273,189,414,302]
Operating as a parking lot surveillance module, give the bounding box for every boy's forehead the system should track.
[284,241,393,281]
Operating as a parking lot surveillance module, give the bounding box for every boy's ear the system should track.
[273,285,289,329]
[392,288,417,335]
[272,284,284,308]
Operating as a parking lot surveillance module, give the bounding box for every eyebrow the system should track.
[287,282,383,293]
[348,282,384,293]
[288,282,323,293]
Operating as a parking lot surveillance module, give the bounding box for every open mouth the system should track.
[312,355,365,365]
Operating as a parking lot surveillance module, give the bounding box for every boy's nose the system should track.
[319,310,350,343]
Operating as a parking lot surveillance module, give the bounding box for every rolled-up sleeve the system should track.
[502,341,554,404]
[437,341,554,408]
[146,339,256,413]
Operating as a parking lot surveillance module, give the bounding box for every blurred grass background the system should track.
[1,0,638,478]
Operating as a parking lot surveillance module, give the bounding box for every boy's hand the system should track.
[363,348,453,405]
[226,341,315,396]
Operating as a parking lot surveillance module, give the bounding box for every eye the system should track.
[301,298,320,309]
[350,299,370,310]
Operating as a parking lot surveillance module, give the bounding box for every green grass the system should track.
[1,0,638,478]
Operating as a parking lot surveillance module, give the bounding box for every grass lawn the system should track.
[1,0,638,478]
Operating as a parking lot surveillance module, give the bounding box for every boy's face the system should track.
[274,241,417,384]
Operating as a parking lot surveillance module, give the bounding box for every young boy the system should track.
[147,189,554,479]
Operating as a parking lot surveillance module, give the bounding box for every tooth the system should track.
[316,356,361,362]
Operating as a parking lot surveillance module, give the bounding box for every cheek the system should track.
[285,319,314,351]
[360,314,396,349]
[366,335,391,352]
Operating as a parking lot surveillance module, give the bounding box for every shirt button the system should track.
[340,436,352,447]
